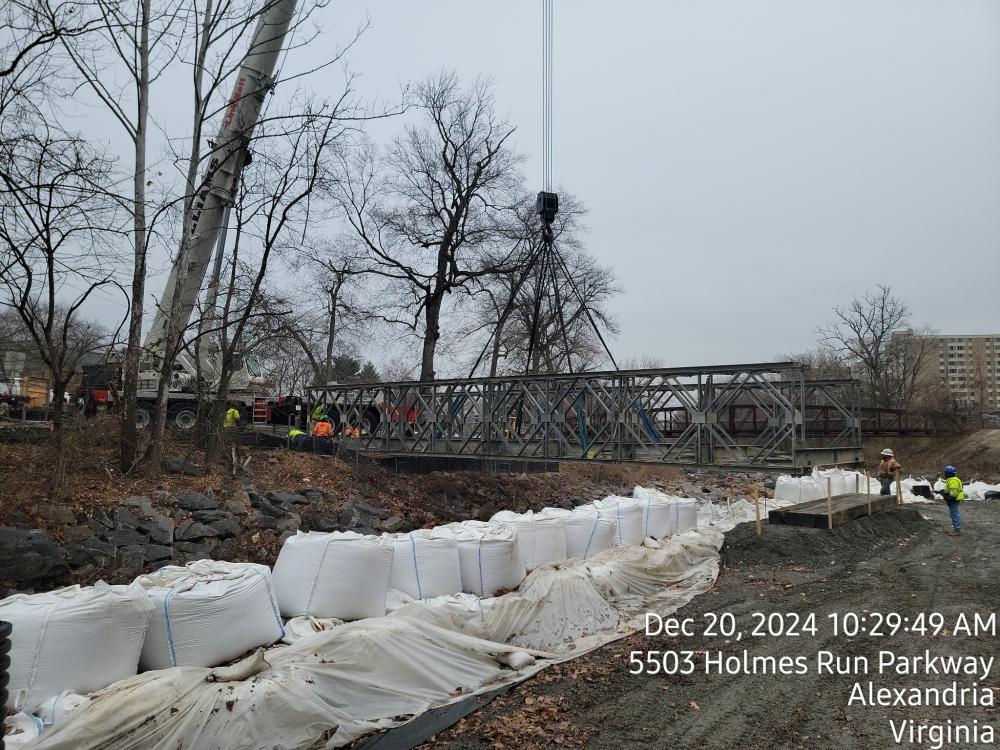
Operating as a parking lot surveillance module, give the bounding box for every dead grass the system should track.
[863,430,1000,480]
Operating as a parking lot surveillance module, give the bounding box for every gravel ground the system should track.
[423,502,1000,750]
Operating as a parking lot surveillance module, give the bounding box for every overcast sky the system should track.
[129,0,1000,370]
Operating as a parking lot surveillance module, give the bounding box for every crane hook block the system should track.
[535,191,559,226]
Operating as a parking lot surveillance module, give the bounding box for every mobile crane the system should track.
[132,0,299,429]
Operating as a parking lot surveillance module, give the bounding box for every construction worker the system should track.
[936,465,965,536]
[288,427,306,439]
[311,417,333,438]
[876,448,901,495]
[310,402,327,423]
[224,403,241,430]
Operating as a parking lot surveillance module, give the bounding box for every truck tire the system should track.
[136,405,152,429]
[363,408,380,436]
[172,408,197,430]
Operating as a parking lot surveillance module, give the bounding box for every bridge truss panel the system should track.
[308,363,863,471]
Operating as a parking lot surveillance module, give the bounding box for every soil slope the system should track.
[424,503,1000,750]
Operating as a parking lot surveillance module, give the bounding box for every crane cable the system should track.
[542,0,553,192]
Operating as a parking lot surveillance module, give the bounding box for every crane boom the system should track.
[144,0,298,351]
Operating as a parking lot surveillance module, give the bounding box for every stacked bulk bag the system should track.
[431,521,526,597]
[817,468,849,497]
[272,531,394,620]
[136,560,285,670]
[773,475,823,503]
[0,582,153,711]
[387,529,463,600]
[539,507,616,560]
[489,510,567,570]
[591,496,644,546]
[631,486,682,538]
[672,499,699,533]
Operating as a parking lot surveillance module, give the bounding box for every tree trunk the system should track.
[420,294,444,381]
[119,0,151,474]
[49,376,66,495]
[323,285,338,381]
[489,315,504,377]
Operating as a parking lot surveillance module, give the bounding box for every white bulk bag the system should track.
[591,496,644,546]
[0,582,153,712]
[387,530,463,599]
[136,560,285,670]
[489,510,567,570]
[631,486,683,538]
[774,476,823,503]
[672,500,699,533]
[817,468,849,497]
[431,521,526,597]
[539,507,616,560]
[272,531,394,620]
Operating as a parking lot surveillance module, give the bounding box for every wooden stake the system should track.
[865,470,872,515]
[895,467,903,506]
[826,477,833,529]
[751,487,762,537]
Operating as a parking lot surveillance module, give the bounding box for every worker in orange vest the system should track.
[312,417,333,437]
[876,448,902,495]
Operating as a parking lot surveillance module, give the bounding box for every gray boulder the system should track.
[104,527,148,548]
[141,515,174,545]
[114,508,140,529]
[0,527,68,585]
[176,522,218,541]
[145,544,173,562]
[212,517,242,539]
[176,492,218,511]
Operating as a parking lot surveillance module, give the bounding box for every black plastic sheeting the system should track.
[352,683,514,750]
[1,619,11,748]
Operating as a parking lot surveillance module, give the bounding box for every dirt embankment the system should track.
[864,429,1000,480]
[424,503,1000,750]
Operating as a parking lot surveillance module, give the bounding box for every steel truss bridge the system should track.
[308,362,863,471]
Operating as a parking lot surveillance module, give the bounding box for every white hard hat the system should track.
[881,448,894,457]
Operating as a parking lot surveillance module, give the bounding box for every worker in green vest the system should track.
[288,428,306,438]
[224,404,241,430]
[935,465,965,536]
[310,402,327,423]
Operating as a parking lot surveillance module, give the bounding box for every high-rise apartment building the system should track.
[917,333,1000,409]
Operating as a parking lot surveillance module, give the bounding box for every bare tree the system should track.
[55,0,191,472]
[0,129,124,487]
[335,72,526,380]
[817,286,931,410]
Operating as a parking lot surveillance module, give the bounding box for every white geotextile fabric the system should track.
[489,510,568,570]
[0,582,153,712]
[280,615,344,644]
[136,561,285,670]
[271,531,394,619]
[386,530,463,600]
[539,506,616,559]
[431,521,526,597]
[590,496,644,545]
[24,527,724,750]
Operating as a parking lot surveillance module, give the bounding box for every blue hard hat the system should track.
[943,465,956,475]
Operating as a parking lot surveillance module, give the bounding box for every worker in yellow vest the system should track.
[935,465,965,536]
[224,404,241,430]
